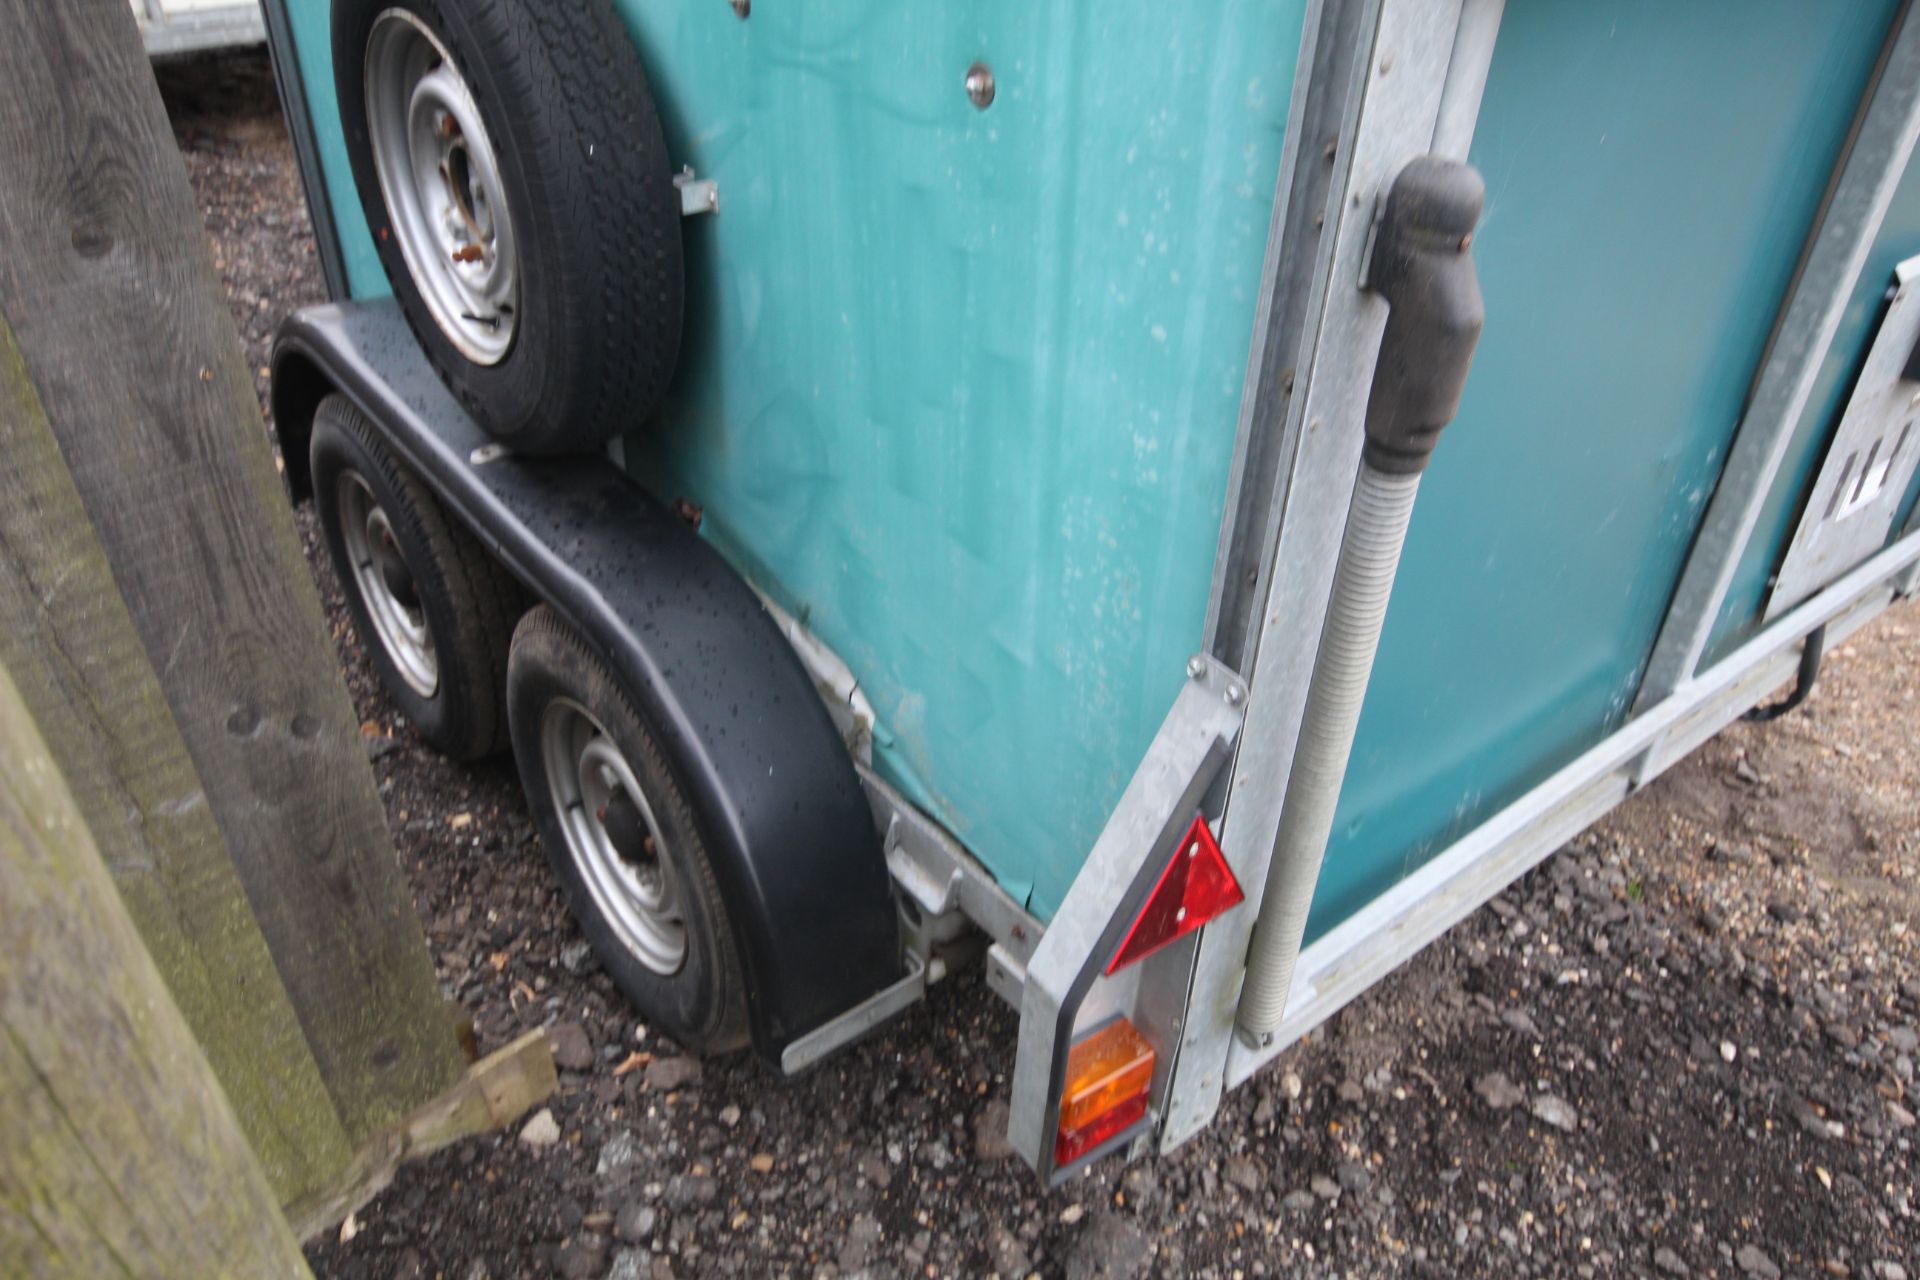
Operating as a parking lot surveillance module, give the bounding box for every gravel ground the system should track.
[160,50,1918,1280]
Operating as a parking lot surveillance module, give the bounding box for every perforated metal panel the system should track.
[1768,254,1920,617]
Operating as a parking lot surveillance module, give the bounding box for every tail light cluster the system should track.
[1054,814,1244,1168]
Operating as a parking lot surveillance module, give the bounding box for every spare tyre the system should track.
[333,0,683,455]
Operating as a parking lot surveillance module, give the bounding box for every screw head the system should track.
[1186,655,1207,679]
[964,61,996,109]
[1225,685,1245,708]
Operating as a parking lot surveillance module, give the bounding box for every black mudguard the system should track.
[272,301,901,1066]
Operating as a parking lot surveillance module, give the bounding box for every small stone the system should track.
[860,1152,893,1190]
[717,1104,741,1128]
[1281,1188,1317,1212]
[1792,1097,1840,1140]
[838,1213,882,1273]
[1719,1041,1737,1063]
[662,1174,716,1210]
[547,1022,595,1073]
[1872,1262,1908,1280]
[1280,1071,1303,1101]
[1310,1174,1341,1200]
[1474,1072,1526,1110]
[1336,1079,1365,1103]
[1064,1212,1147,1280]
[1766,901,1802,925]
[582,1210,613,1232]
[553,1236,608,1280]
[559,940,598,975]
[1654,1246,1689,1276]
[988,1224,1031,1278]
[597,1132,641,1178]
[1501,1008,1541,1038]
[614,1199,657,1242]
[364,734,400,762]
[519,1108,560,1148]
[1060,1204,1085,1225]
[1121,1164,1160,1211]
[1224,1156,1261,1194]
[644,1056,702,1092]
[1888,1026,1919,1055]
[1736,1244,1780,1278]
[1530,1094,1578,1132]
[1334,1159,1372,1192]
[974,1099,1017,1161]
[1887,1101,1916,1129]
[607,1250,649,1280]
[749,1153,774,1174]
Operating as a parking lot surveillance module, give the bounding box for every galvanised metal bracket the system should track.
[674,165,719,218]
[1006,655,1246,1181]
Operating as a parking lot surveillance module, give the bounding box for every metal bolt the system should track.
[964,61,996,110]
[1186,655,1207,679]
[1225,685,1245,707]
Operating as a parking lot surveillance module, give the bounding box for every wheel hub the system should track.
[337,470,438,697]
[541,700,688,975]
[365,11,520,365]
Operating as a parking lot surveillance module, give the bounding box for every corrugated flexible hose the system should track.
[1234,462,1420,1041]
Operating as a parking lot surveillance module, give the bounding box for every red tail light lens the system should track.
[1104,813,1244,975]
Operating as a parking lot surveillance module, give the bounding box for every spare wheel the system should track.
[333,0,683,455]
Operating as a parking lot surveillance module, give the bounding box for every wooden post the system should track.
[0,0,465,1145]
[0,660,315,1279]
[0,317,353,1204]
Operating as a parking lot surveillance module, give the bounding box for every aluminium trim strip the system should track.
[1226,528,1920,1088]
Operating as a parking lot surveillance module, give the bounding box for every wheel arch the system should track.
[271,303,903,1065]
[270,345,332,504]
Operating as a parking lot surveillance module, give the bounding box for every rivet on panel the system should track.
[965,61,996,110]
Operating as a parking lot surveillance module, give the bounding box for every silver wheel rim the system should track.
[540,699,688,975]
[337,470,439,698]
[365,10,519,364]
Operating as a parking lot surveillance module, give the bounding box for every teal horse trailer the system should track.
[261,0,1920,1181]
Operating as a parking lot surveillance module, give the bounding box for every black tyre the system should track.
[507,606,749,1051]
[310,394,521,759]
[333,0,683,454]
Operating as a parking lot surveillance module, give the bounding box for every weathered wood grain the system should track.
[0,0,464,1141]
[0,660,315,1279]
[0,316,354,1204]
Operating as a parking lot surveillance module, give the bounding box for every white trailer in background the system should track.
[134,0,264,56]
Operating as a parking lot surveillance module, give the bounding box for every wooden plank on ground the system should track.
[0,0,464,1141]
[0,660,315,1280]
[0,315,353,1205]
[285,1029,559,1242]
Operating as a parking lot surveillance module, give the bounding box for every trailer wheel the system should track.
[508,606,749,1052]
[333,0,683,455]
[310,394,520,760]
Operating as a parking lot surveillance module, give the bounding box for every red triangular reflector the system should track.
[1105,813,1245,975]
